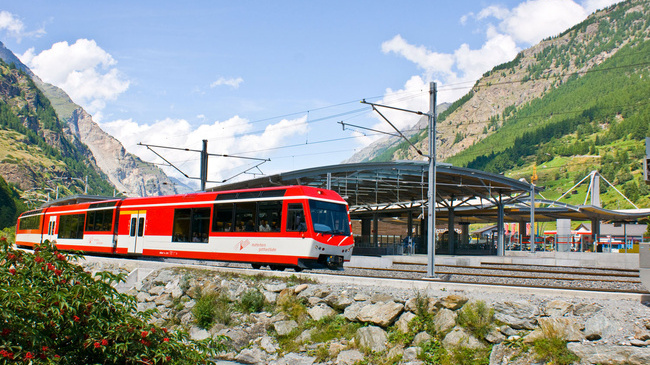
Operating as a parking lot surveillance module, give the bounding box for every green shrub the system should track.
[418,338,446,364]
[239,288,265,314]
[193,289,231,328]
[457,300,494,340]
[0,238,227,364]
[533,335,579,365]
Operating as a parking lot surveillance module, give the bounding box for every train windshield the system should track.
[309,200,350,236]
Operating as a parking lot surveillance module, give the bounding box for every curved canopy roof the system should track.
[210,161,540,214]
[210,161,648,223]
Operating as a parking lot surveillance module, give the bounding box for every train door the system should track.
[128,212,146,254]
[45,216,57,242]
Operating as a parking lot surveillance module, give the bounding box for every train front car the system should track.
[203,185,354,271]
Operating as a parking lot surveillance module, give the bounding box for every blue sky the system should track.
[1,0,619,189]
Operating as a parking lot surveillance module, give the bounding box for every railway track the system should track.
[151,256,649,295]
[340,262,649,294]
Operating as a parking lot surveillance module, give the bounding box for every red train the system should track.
[15,185,354,270]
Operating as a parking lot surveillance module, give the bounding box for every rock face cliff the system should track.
[0,41,190,197]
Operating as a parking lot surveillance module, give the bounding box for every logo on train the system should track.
[235,239,251,251]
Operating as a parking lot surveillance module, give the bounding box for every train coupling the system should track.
[323,255,344,270]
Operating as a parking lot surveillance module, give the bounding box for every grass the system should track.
[457,300,494,340]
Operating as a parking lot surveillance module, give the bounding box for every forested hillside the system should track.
[0,60,115,228]
[369,0,650,208]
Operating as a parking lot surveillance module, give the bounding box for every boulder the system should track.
[290,283,306,292]
[324,292,354,310]
[356,301,404,327]
[356,326,388,352]
[412,331,432,346]
[273,320,298,336]
[572,303,603,317]
[485,328,506,344]
[584,313,617,340]
[275,353,316,365]
[568,343,650,365]
[493,301,539,330]
[544,300,573,317]
[336,349,365,365]
[264,282,287,293]
[234,346,267,364]
[189,326,210,340]
[438,294,469,310]
[258,335,278,354]
[403,346,422,361]
[343,301,369,321]
[524,317,584,343]
[433,308,457,334]
[396,311,417,333]
[442,326,484,349]
[308,303,337,321]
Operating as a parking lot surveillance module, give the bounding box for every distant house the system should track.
[583,222,647,243]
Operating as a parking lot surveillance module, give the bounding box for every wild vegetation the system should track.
[0,238,227,364]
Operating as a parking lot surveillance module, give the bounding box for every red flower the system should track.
[9,268,15,275]
[163,337,169,342]
[54,355,60,358]
[35,256,44,263]
[141,331,149,338]
[73,316,80,322]
[24,352,34,360]
[42,346,49,352]
[94,342,101,348]
[101,339,108,346]
[2,328,11,336]
[54,269,62,276]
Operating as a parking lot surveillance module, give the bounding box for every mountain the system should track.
[0,58,116,204]
[0,41,191,197]
[350,0,650,208]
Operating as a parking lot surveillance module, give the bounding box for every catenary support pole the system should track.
[200,139,208,191]
[427,81,437,277]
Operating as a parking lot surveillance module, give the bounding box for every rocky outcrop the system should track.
[68,107,181,197]
[85,262,650,365]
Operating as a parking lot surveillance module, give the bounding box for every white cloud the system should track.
[499,0,587,44]
[100,114,308,185]
[19,39,129,119]
[582,0,622,13]
[210,76,244,89]
[0,11,45,41]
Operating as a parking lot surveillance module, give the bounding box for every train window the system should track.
[85,209,114,232]
[215,193,238,201]
[234,202,257,232]
[238,191,260,199]
[258,201,282,232]
[172,207,210,242]
[213,203,234,232]
[19,214,41,231]
[286,203,307,232]
[138,218,145,237]
[130,218,137,237]
[309,200,350,236]
[58,214,85,239]
[260,189,286,198]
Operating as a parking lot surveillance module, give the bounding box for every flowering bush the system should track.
[0,238,227,364]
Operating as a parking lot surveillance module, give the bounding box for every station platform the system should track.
[347,251,640,270]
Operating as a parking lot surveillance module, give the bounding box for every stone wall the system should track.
[87,260,650,365]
